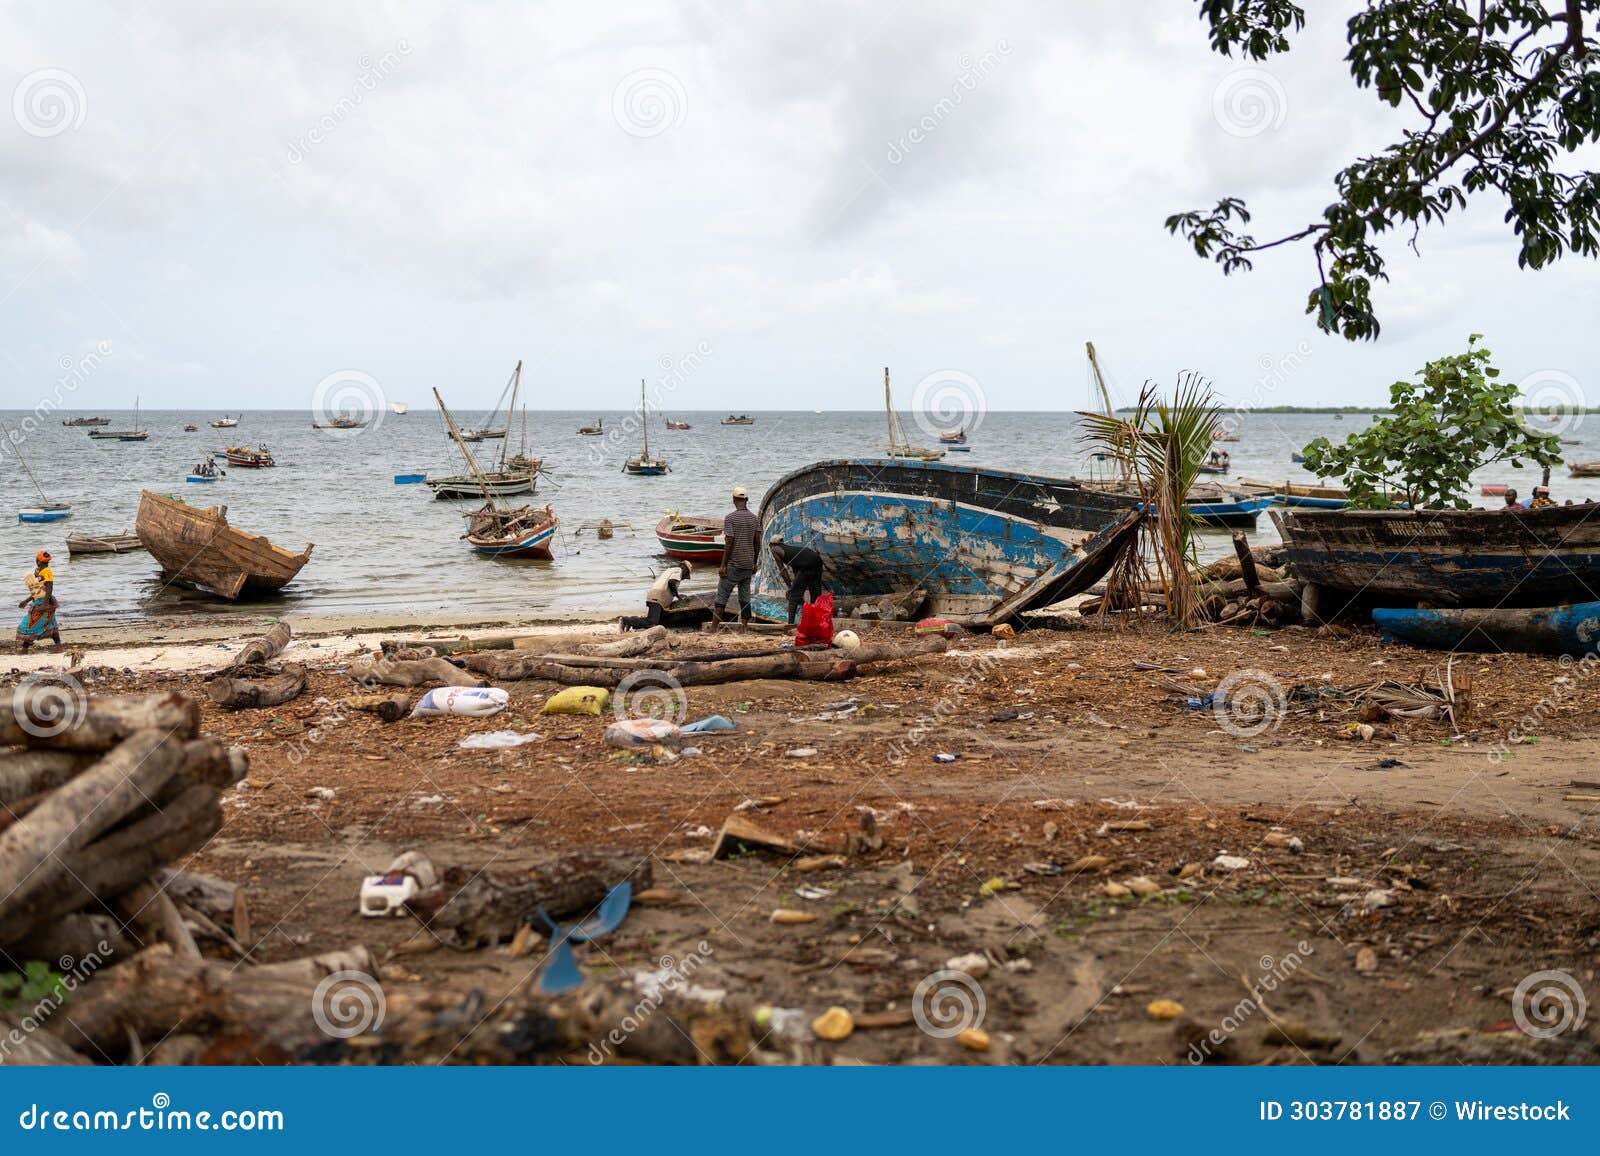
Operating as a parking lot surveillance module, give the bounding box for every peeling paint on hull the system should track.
[757,459,1142,622]
[1374,601,1600,655]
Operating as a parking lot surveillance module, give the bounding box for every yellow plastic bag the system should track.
[540,686,611,716]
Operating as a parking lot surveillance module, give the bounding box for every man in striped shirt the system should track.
[711,486,762,630]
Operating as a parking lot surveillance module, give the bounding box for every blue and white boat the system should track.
[6,417,70,523]
[1183,490,1274,529]
[19,506,70,523]
[757,459,1142,623]
[623,378,670,476]
[394,473,427,485]
[186,473,218,483]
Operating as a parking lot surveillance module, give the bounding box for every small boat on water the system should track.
[389,401,408,416]
[1183,486,1273,528]
[18,507,70,524]
[665,417,691,430]
[186,473,218,483]
[311,417,368,430]
[5,416,71,523]
[62,416,110,427]
[456,366,520,441]
[624,379,670,476]
[224,444,275,468]
[939,429,968,445]
[1195,463,1229,475]
[1239,478,1350,510]
[883,369,944,461]
[1273,504,1600,607]
[655,513,724,562]
[506,403,542,474]
[428,364,538,498]
[1213,433,1240,443]
[1570,461,1600,477]
[66,531,145,556]
[1290,452,1307,463]
[88,397,149,440]
[184,423,199,431]
[210,415,240,428]
[758,458,1142,623]
[394,473,426,485]
[577,418,604,435]
[1374,601,1600,656]
[434,387,558,559]
[136,490,312,599]
[721,415,755,426]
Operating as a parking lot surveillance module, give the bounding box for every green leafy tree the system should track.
[1169,1,1600,339]
[1300,336,1562,507]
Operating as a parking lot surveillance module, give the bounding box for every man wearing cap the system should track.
[711,486,762,630]
[17,550,61,653]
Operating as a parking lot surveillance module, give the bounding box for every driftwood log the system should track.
[349,656,487,689]
[0,690,199,751]
[340,693,412,722]
[207,662,308,710]
[231,621,291,668]
[407,851,655,947]
[0,749,94,806]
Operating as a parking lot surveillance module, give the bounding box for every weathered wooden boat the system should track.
[1195,463,1229,475]
[624,379,669,475]
[1183,486,1272,528]
[1570,461,1600,477]
[577,418,604,435]
[1373,601,1600,656]
[757,459,1142,624]
[882,369,944,461]
[136,490,312,599]
[5,417,70,523]
[655,513,724,562]
[939,429,967,445]
[89,398,149,441]
[721,415,755,425]
[66,531,145,555]
[62,416,110,426]
[1239,478,1351,510]
[183,423,199,431]
[505,403,542,474]
[426,473,535,499]
[310,417,368,430]
[1273,504,1600,606]
[465,503,559,558]
[224,445,275,468]
[210,415,240,428]
[456,362,522,441]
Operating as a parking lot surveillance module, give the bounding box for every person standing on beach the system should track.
[769,537,823,626]
[17,551,61,653]
[711,486,762,630]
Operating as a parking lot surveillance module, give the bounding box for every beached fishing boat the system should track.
[210,415,239,428]
[434,387,558,559]
[655,513,724,562]
[1373,601,1600,656]
[1570,461,1600,477]
[757,458,1142,623]
[88,397,149,441]
[428,365,538,498]
[1273,504,1600,606]
[624,379,669,476]
[721,415,755,425]
[224,444,275,468]
[65,531,145,556]
[62,416,110,427]
[577,418,604,435]
[136,490,312,599]
[5,417,71,523]
[883,369,944,461]
[665,417,691,430]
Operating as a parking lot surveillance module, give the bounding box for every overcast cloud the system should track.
[2,1,1595,412]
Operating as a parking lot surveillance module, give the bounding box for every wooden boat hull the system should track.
[224,451,274,468]
[624,461,669,476]
[721,418,755,425]
[1273,505,1600,606]
[66,532,144,555]
[135,490,312,599]
[63,417,111,426]
[310,421,367,430]
[758,459,1142,623]
[1374,602,1600,656]
[1570,462,1600,477]
[426,473,535,499]
[1186,494,1272,528]
[655,514,725,562]
[88,430,143,440]
[469,523,557,558]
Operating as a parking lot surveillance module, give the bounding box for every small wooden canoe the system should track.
[656,514,725,562]
[465,503,558,558]
[136,490,312,599]
[66,531,145,555]
[1571,461,1600,477]
[1374,602,1600,656]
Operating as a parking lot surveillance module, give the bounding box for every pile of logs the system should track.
[205,621,307,710]
[1082,538,1310,629]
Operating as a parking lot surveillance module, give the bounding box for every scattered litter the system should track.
[794,884,833,901]
[412,687,510,718]
[305,786,336,801]
[957,1027,992,1051]
[458,730,544,749]
[605,718,681,748]
[681,715,737,734]
[1361,888,1396,910]
[1212,854,1251,872]
[945,952,990,978]
[933,752,960,763]
[1023,862,1063,876]
[771,908,818,925]
[786,747,819,758]
[812,1006,854,1040]
[755,1005,811,1043]
[1146,999,1185,1021]
[991,623,1015,640]
[360,851,437,917]
[540,686,611,716]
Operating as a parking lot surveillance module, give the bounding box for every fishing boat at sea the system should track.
[224,444,275,468]
[62,416,110,427]
[434,388,559,559]
[1182,485,1274,528]
[939,429,968,445]
[5,416,71,523]
[577,418,604,435]
[721,415,755,426]
[210,415,240,428]
[65,531,145,556]
[882,369,944,461]
[88,397,149,441]
[1273,504,1600,607]
[665,417,691,430]
[1570,461,1600,477]
[456,364,521,441]
[184,423,199,431]
[624,379,669,476]
[428,364,538,498]
[389,401,408,415]
[311,416,368,430]
[1374,601,1600,656]
[136,490,313,599]
[506,404,542,474]
[655,513,724,562]
[757,458,1142,624]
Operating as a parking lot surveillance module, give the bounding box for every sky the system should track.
[1,0,1596,417]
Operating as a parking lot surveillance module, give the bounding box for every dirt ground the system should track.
[9,617,1600,1065]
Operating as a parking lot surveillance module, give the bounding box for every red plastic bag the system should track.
[795,592,835,647]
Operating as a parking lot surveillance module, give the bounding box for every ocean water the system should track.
[2,408,1592,625]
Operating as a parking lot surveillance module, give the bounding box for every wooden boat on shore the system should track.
[224,444,275,468]
[1273,504,1600,607]
[1570,461,1600,477]
[655,513,724,562]
[1374,601,1600,656]
[624,379,669,475]
[62,416,110,427]
[66,531,145,556]
[1182,485,1272,528]
[136,490,312,599]
[758,459,1142,623]
[721,415,755,426]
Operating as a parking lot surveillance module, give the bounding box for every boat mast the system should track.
[640,379,650,460]
[1,418,49,503]
[884,367,895,455]
[498,360,521,471]
[1086,341,1128,481]
[434,388,499,509]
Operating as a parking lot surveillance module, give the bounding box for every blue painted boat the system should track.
[466,504,558,558]
[944,444,972,453]
[1185,492,1274,529]
[19,507,70,523]
[186,474,217,484]
[394,473,426,485]
[623,461,669,476]
[1274,505,1600,606]
[1374,602,1600,656]
[757,459,1142,623]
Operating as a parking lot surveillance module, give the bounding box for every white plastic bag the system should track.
[410,687,510,718]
